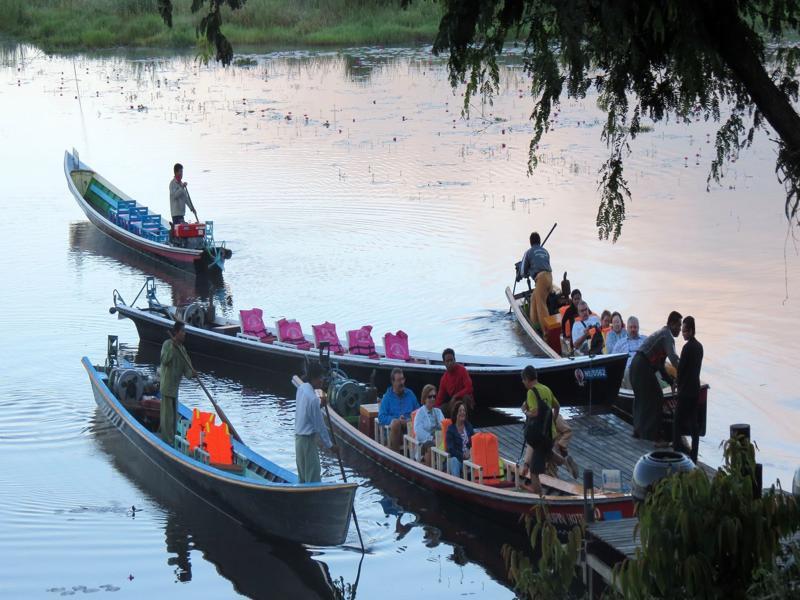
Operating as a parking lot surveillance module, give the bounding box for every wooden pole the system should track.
[170,333,243,443]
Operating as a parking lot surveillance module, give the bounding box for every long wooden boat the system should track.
[321,386,635,529]
[92,418,338,599]
[64,149,232,274]
[82,356,356,546]
[111,279,629,408]
[505,285,710,430]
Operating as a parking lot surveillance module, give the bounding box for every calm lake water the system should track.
[1,42,799,598]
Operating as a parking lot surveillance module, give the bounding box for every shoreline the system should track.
[0,0,443,54]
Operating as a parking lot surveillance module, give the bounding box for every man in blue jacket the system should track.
[378,368,419,452]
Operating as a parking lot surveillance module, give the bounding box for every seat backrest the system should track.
[277,318,306,343]
[240,308,267,338]
[408,408,418,439]
[383,330,410,360]
[438,418,453,450]
[312,321,343,352]
[347,325,376,356]
[205,422,233,465]
[470,432,500,479]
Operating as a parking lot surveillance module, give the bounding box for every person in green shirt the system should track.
[159,321,196,444]
[517,366,579,492]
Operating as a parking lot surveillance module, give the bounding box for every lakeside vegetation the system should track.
[0,0,443,51]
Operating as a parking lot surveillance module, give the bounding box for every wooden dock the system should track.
[481,409,714,490]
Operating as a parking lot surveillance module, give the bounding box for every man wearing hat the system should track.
[294,361,337,483]
[159,321,196,444]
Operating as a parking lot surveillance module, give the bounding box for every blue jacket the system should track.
[446,422,475,462]
[378,386,418,426]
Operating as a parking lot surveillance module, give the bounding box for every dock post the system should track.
[584,470,595,524]
[730,423,750,440]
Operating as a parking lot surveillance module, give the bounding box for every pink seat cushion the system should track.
[383,330,410,361]
[240,308,274,342]
[276,318,312,350]
[312,321,344,354]
[347,325,379,358]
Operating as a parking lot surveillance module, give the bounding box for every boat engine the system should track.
[109,368,145,405]
[631,450,696,502]
[327,374,370,418]
[175,301,206,329]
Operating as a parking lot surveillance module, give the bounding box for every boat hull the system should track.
[83,358,355,546]
[326,406,635,529]
[64,150,225,275]
[115,302,628,409]
[504,285,710,410]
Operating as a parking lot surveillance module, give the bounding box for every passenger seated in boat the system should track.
[445,401,475,478]
[560,289,582,342]
[435,348,474,417]
[571,302,602,354]
[378,368,419,453]
[169,163,196,225]
[414,384,444,466]
[611,316,646,387]
[517,366,578,490]
[604,311,626,354]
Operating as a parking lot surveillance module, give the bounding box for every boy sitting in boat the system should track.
[378,368,418,453]
[435,349,474,417]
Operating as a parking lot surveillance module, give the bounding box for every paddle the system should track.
[291,374,365,553]
[169,332,243,444]
[184,185,200,223]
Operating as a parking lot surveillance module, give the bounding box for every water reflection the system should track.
[92,415,338,599]
[132,341,526,588]
[68,221,232,309]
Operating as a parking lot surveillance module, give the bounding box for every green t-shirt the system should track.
[526,383,559,438]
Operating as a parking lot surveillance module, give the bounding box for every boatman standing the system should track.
[520,231,553,332]
[295,361,337,483]
[159,321,196,444]
[169,163,196,225]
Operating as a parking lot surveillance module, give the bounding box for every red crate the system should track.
[173,223,206,238]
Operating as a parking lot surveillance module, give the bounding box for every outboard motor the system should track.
[631,450,696,503]
[175,301,206,329]
[109,368,145,405]
[327,372,370,419]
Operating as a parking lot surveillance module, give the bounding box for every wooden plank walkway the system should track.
[586,518,640,559]
[481,410,715,490]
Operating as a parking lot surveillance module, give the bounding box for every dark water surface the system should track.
[1,43,799,598]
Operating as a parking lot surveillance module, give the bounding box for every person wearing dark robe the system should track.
[672,316,703,462]
[630,311,681,442]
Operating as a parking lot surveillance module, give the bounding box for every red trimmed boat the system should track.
[64,149,231,274]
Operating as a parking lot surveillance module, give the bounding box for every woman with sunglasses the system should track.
[413,384,444,466]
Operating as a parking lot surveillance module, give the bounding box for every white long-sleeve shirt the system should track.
[294,382,332,448]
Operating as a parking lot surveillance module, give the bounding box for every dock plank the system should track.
[482,411,715,490]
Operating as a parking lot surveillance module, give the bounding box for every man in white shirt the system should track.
[294,361,336,483]
[571,301,602,354]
